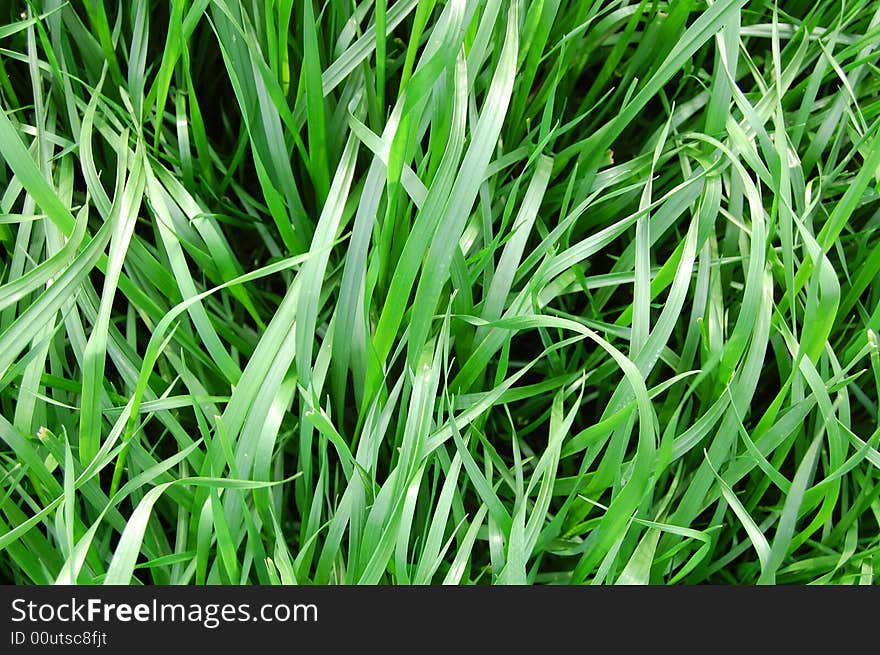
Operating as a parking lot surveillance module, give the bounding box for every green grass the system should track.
[1,0,879,585]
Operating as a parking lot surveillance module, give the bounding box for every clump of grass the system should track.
[1,0,879,585]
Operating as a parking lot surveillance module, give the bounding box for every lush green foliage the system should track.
[1,0,879,585]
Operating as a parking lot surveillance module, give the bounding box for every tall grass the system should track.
[1,0,879,585]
